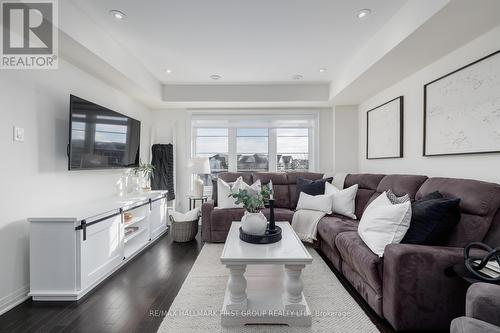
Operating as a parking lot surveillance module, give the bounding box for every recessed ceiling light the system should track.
[109,10,126,20]
[210,74,221,80]
[356,9,371,19]
[292,74,303,80]
[319,68,327,73]
[165,69,172,74]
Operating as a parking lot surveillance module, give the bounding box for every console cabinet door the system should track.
[149,198,167,240]
[80,214,123,290]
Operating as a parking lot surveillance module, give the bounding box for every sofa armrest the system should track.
[466,282,500,327]
[201,200,215,242]
[383,243,468,331]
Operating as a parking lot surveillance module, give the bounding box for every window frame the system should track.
[189,111,320,192]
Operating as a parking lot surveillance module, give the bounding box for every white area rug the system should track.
[157,244,380,333]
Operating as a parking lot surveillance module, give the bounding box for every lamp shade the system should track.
[188,157,211,174]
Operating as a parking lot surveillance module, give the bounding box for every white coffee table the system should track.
[220,221,313,327]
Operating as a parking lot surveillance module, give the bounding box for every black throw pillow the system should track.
[296,177,333,197]
[420,190,444,201]
[402,196,461,245]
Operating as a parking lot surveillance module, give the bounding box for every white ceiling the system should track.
[70,0,407,84]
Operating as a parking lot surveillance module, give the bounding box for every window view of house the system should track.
[194,128,228,185]
[236,128,269,171]
[277,128,309,171]
[193,124,313,182]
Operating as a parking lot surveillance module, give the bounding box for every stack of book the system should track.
[473,260,500,278]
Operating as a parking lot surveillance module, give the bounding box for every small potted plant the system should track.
[132,160,155,191]
[229,184,272,236]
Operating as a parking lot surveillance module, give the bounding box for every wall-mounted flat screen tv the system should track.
[68,95,141,170]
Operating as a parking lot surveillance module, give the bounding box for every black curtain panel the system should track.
[151,144,175,200]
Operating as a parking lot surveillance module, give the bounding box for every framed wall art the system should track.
[424,50,500,156]
[366,96,404,159]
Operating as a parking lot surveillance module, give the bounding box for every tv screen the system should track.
[68,95,141,170]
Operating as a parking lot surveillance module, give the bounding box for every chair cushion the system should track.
[336,231,383,293]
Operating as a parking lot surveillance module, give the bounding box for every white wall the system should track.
[151,108,335,212]
[0,59,152,314]
[358,25,500,184]
[334,106,359,173]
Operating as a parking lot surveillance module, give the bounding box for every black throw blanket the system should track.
[151,144,175,200]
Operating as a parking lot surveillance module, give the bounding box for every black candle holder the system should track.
[269,198,276,231]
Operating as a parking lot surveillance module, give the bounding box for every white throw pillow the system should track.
[325,182,358,219]
[296,192,333,214]
[237,178,261,195]
[217,177,243,209]
[217,177,262,209]
[171,207,200,222]
[357,192,412,257]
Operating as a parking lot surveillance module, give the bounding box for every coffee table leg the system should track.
[226,264,247,311]
[284,264,306,312]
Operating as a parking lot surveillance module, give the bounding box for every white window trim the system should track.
[186,110,320,193]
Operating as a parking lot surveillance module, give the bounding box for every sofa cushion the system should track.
[344,174,385,219]
[451,317,500,333]
[252,172,290,209]
[211,208,245,232]
[317,215,358,249]
[218,172,253,184]
[365,174,430,208]
[288,172,325,209]
[377,174,428,201]
[261,208,294,223]
[336,231,383,293]
[416,177,500,247]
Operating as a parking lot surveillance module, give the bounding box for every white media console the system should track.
[28,191,168,301]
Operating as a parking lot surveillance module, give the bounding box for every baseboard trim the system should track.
[0,285,30,316]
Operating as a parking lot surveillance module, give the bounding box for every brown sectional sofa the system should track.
[201,171,500,331]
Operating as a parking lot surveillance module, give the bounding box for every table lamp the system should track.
[188,157,211,197]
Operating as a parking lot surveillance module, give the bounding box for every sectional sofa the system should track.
[201,171,500,331]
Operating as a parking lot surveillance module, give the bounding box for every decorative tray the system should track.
[239,226,282,244]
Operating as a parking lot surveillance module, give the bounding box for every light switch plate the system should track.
[13,126,25,142]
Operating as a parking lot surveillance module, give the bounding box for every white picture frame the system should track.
[424,50,500,156]
[366,96,404,159]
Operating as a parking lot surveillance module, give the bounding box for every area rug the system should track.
[157,244,380,333]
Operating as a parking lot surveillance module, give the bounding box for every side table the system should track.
[188,195,208,210]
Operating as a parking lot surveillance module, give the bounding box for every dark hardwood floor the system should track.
[0,231,203,333]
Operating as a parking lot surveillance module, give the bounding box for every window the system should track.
[236,128,269,171]
[277,128,309,171]
[191,113,317,177]
[194,128,228,185]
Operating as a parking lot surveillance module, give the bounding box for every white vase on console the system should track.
[241,211,267,236]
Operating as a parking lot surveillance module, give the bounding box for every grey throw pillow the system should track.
[387,189,410,204]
